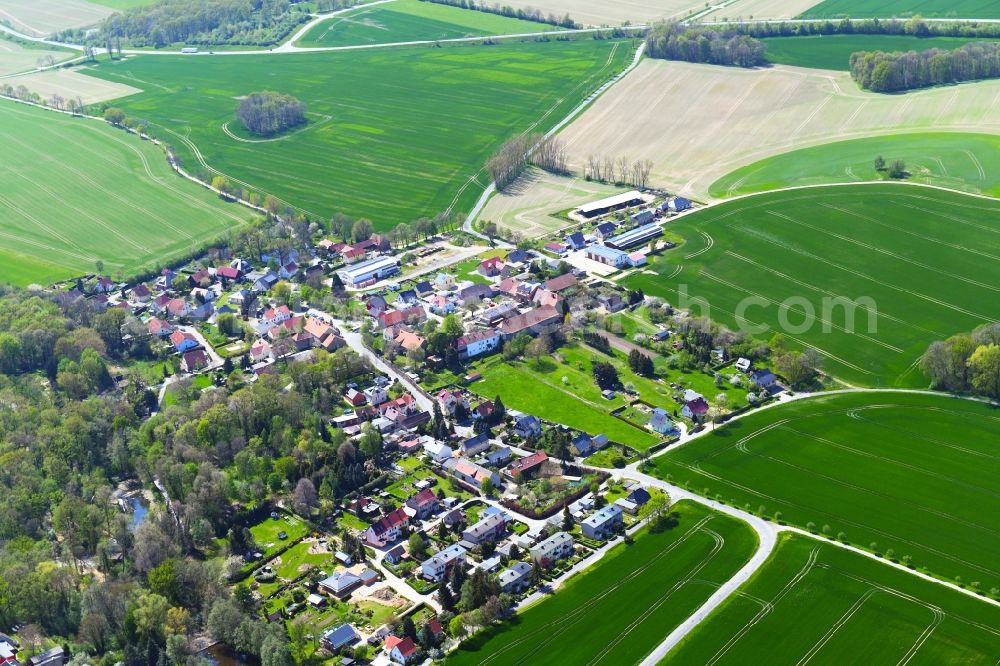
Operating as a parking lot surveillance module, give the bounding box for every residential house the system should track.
[253,273,279,293]
[262,305,292,328]
[436,389,465,415]
[571,433,599,457]
[250,340,272,363]
[345,389,367,407]
[362,507,409,547]
[472,400,495,421]
[278,262,298,280]
[188,300,214,321]
[180,350,209,373]
[594,221,618,241]
[565,232,586,250]
[478,256,509,278]
[476,302,519,327]
[614,487,652,516]
[216,266,241,282]
[229,289,254,308]
[544,273,577,293]
[530,532,574,568]
[397,289,418,306]
[420,543,466,582]
[581,504,623,540]
[597,293,626,313]
[394,329,426,354]
[318,571,363,598]
[544,241,567,254]
[457,283,493,305]
[415,280,434,297]
[455,329,501,360]
[630,209,654,226]
[444,458,501,489]
[507,248,529,265]
[751,369,778,390]
[321,624,358,653]
[513,414,542,439]
[506,451,548,480]
[668,196,692,212]
[460,432,491,457]
[169,330,198,353]
[95,276,115,293]
[386,636,419,665]
[532,288,562,310]
[385,544,406,565]
[366,295,389,317]
[485,446,513,467]
[429,294,456,315]
[498,561,533,593]
[404,488,438,520]
[462,512,507,545]
[148,318,173,337]
[28,648,65,666]
[498,306,562,340]
[131,284,151,302]
[377,305,426,330]
[496,277,523,301]
[364,385,389,406]
[649,408,674,434]
[735,357,752,372]
[166,298,190,318]
[682,396,710,420]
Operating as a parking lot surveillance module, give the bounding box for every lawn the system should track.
[83,38,637,229]
[0,101,255,286]
[762,34,988,71]
[649,391,1000,590]
[800,0,1000,19]
[468,352,662,449]
[296,0,557,47]
[663,534,1000,664]
[446,500,758,666]
[710,133,1000,198]
[622,184,1000,388]
[250,514,311,559]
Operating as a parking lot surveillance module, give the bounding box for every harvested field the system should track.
[705,0,822,20]
[0,37,73,77]
[8,67,140,104]
[0,0,112,37]
[557,60,1000,200]
[477,0,704,27]
[481,167,624,239]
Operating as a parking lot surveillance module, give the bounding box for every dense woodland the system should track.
[921,324,1000,400]
[96,0,310,48]
[850,42,1000,92]
[645,23,767,67]
[236,92,308,137]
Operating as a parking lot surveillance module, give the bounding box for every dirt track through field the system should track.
[558,60,1000,199]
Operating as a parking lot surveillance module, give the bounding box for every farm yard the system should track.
[446,501,758,666]
[800,0,1000,19]
[83,38,637,229]
[0,100,255,286]
[761,34,988,71]
[295,0,558,48]
[710,133,1000,198]
[621,184,1000,387]
[662,535,1000,665]
[648,392,1000,590]
[556,59,1000,200]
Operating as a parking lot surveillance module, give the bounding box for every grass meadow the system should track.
[649,392,1000,590]
[762,34,987,71]
[0,100,255,286]
[710,133,1000,198]
[622,184,1000,388]
[446,501,758,666]
[801,0,1000,19]
[662,534,1000,665]
[85,38,636,229]
[296,0,557,47]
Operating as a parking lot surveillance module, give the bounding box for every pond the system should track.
[127,496,149,531]
[199,644,258,666]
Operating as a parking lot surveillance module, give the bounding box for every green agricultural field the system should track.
[662,534,1000,664]
[622,184,1000,387]
[649,391,1000,589]
[0,101,254,286]
[447,501,758,666]
[800,0,1000,18]
[84,38,636,229]
[296,0,557,47]
[762,34,987,71]
[711,133,1000,198]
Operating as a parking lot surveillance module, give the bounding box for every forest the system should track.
[849,41,1000,92]
[98,0,310,48]
[236,92,308,137]
[645,23,767,68]
[921,324,1000,400]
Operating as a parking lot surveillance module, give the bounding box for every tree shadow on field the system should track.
[499,168,542,197]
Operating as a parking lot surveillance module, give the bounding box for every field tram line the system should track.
[582,526,728,666]
[704,546,822,666]
[475,515,716,666]
[845,406,1000,458]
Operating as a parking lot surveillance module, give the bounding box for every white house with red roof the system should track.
[362,507,410,547]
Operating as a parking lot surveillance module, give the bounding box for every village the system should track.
[46,189,787,665]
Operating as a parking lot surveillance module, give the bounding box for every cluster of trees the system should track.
[328,209,465,250]
[628,349,655,377]
[850,42,1000,92]
[583,154,653,187]
[592,360,621,391]
[236,91,307,137]
[646,22,767,68]
[98,0,310,48]
[582,330,612,354]
[487,133,537,190]
[419,0,577,29]
[727,16,1000,41]
[532,135,569,174]
[920,324,1000,400]
[874,155,907,179]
